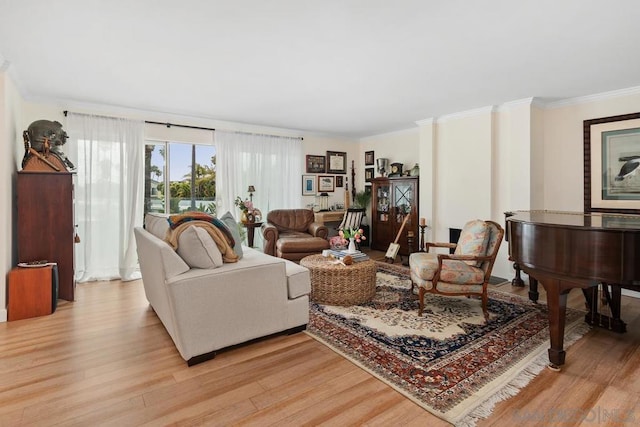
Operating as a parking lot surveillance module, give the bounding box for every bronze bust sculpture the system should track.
[22,119,75,171]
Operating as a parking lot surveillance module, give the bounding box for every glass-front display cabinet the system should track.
[370,176,419,255]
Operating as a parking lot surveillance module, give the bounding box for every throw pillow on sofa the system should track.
[177,225,224,269]
[220,211,244,259]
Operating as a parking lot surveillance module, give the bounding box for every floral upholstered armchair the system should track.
[409,220,504,320]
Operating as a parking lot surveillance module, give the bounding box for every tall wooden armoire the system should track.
[370,176,419,256]
[17,171,76,301]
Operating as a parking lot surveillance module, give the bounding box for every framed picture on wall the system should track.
[365,167,374,182]
[326,151,347,174]
[365,150,375,165]
[302,175,316,196]
[584,112,640,214]
[318,175,335,192]
[306,155,326,173]
[335,176,344,187]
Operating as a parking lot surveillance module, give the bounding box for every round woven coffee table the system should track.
[300,254,377,306]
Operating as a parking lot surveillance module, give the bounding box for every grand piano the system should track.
[506,210,640,369]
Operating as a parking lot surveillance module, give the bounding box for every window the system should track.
[144,141,217,215]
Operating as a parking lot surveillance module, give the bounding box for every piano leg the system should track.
[582,284,627,333]
[511,262,525,287]
[541,279,570,370]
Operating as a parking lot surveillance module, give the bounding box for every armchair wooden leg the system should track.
[418,287,425,316]
[482,292,489,321]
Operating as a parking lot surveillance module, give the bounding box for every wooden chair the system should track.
[337,208,365,248]
[408,220,504,320]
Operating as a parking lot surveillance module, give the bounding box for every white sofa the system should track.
[134,214,311,365]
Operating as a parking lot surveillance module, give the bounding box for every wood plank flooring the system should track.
[1,252,639,426]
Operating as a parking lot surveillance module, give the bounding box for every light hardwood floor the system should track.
[1,252,639,426]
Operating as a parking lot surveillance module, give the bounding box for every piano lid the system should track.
[506,210,640,231]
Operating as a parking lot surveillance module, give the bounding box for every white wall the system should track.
[1,70,24,322]
[407,89,640,281]
[543,90,640,211]
[358,127,420,220]
[4,81,640,321]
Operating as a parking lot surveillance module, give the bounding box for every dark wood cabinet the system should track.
[371,176,419,255]
[17,171,75,301]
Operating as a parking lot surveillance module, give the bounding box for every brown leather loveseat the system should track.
[262,209,330,261]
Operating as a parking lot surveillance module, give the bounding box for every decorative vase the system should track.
[346,237,357,254]
[240,211,249,224]
[410,163,420,176]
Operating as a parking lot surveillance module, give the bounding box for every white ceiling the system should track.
[1,0,639,138]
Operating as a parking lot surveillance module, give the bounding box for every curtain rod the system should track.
[144,120,215,132]
[63,111,302,140]
[224,130,303,140]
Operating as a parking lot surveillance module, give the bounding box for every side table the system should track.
[8,265,56,321]
[242,221,263,247]
[300,254,377,306]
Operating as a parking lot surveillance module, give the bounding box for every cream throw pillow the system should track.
[177,225,223,269]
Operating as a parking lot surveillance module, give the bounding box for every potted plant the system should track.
[354,190,372,210]
[353,190,372,227]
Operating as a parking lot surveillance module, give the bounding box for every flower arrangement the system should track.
[234,196,254,214]
[338,227,366,244]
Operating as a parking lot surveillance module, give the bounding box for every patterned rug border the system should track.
[304,262,591,426]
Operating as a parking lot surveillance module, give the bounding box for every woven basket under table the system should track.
[300,254,377,306]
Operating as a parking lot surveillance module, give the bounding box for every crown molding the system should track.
[415,117,435,127]
[545,85,640,109]
[436,105,496,123]
[359,126,419,141]
[495,97,536,112]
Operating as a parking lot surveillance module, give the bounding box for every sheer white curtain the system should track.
[216,131,302,224]
[66,113,145,282]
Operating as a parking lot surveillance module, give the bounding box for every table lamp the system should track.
[247,185,255,201]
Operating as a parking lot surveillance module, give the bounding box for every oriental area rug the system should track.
[305,263,589,426]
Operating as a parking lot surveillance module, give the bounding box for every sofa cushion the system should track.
[283,260,311,299]
[145,213,170,240]
[220,211,244,259]
[177,225,223,269]
[159,240,191,279]
[454,220,490,267]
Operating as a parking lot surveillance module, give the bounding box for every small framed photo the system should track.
[318,175,335,192]
[364,184,372,195]
[302,175,316,196]
[306,155,326,173]
[365,150,375,165]
[335,176,344,187]
[326,151,347,174]
[365,167,375,182]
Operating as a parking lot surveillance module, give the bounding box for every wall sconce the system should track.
[247,185,255,201]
